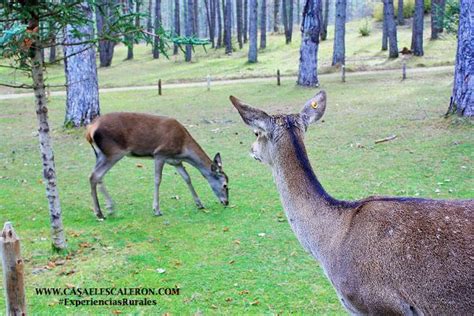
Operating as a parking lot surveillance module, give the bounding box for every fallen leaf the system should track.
[239,290,249,295]
[225,297,233,302]
[258,233,266,237]
[233,240,240,245]
[112,310,122,315]
[211,304,218,309]
[156,268,166,274]
[55,259,66,266]
[250,300,260,306]
[136,163,144,168]
[65,283,75,289]
[228,260,235,264]
[223,227,229,232]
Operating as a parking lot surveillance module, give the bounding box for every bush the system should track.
[359,18,372,36]
[373,0,429,22]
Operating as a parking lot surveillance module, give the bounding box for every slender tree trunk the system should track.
[248,0,258,62]
[297,0,321,86]
[186,0,194,60]
[224,0,232,53]
[260,0,267,48]
[332,0,346,66]
[216,0,223,47]
[153,0,162,58]
[63,14,100,127]
[274,0,280,32]
[48,21,56,63]
[243,0,249,42]
[382,3,388,50]
[397,0,404,25]
[296,0,300,25]
[288,0,293,42]
[147,0,153,33]
[320,0,328,40]
[411,0,424,56]
[431,0,446,39]
[237,0,243,48]
[194,0,199,35]
[125,0,135,60]
[205,0,216,47]
[447,0,473,117]
[96,0,116,67]
[174,0,181,54]
[282,0,288,41]
[383,0,398,58]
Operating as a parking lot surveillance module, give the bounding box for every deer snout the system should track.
[221,198,229,206]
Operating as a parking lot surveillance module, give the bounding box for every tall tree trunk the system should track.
[288,0,293,42]
[320,0,328,40]
[397,0,404,25]
[260,0,267,48]
[224,0,232,53]
[297,0,321,86]
[125,0,135,60]
[248,0,258,62]
[96,0,116,67]
[274,0,280,32]
[186,0,194,60]
[147,0,153,33]
[153,0,162,58]
[205,0,215,47]
[447,0,473,117]
[216,0,223,47]
[296,0,301,25]
[28,2,67,252]
[194,0,199,35]
[174,0,181,54]
[411,0,424,56]
[431,0,446,39]
[382,2,388,50]
[282,0,293,43]
[237,0,243,48]
[243,0,249,42]
[48,21,56,63]
[332,0,346,66]
[63,18,100,127]
[282,0,288,41]
[383,0,398,58]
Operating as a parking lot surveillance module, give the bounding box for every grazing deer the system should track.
[85,112,229,219]
[230,91,473,315]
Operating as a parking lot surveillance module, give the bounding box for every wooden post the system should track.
[158,79,162,95]
[0,222,26,316]
[277,69,280,86]
[341,64,346,83]
[402,60,407,80]
[207,74,211,91]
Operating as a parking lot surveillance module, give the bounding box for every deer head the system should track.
[208,152,229,206]
[229,91,327,166]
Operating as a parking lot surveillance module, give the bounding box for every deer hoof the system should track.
[154,209,163,216]
[196,202,205,209]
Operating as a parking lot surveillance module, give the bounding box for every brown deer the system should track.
[85,112,229,220]
[230,91,473,315]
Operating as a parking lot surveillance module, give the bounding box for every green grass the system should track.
[0,67,472,315]
[0,18,457,93]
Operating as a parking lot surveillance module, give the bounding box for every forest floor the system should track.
[0,19,457,95]
[0,66,472,314]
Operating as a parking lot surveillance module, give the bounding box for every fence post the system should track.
[207,74,211,91]
[0,222,26,316]
[402,60,407,80]
[158,79,162,96]
[341,64,346,83]
[277,69,281,86]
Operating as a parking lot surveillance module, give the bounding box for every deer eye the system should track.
[254,131,259,137]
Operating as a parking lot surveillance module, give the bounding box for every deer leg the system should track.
[90,154,121,220]
[153,158,165,216]
[99,182,115,215]
[175,163,204,209]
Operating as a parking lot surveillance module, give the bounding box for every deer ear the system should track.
[229,96,272,131]
[213,153,222,168]
[300,90,327,128]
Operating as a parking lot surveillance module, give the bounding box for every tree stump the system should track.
[0,222,26,316]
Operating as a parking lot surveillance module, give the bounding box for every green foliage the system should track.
[373,0,430,21]
[359,18,372,36]
[442,0,460,34]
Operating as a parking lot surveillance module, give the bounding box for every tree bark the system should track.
[288,0,294,42]
[125,0,135,60]
[174,0,181,54]
[383,0,398,58]
[224,0,232,53]
[332,0,346,66]
[96,0,116,67]
[447,0,473,117]
[282,0,294,43]
[260,0,267,48]
[147,0,153,33]
[248,0,258,62]
[297,0,321,86]
[194,0,199,35]
[397,0,404,25]
[1,223,26,316]
[244,0,249,42]
[153,0,162,59]
[186,0,194,60]
[216,0,223,47]
[63,5,100,128]
[320,0,328,40]
[411,0,424,56]
[274,0,280,32]
[237,0,243,48]
[431,0,446,39]
[48,21,56,63]
[382,2,388,50]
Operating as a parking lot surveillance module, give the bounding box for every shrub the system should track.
[359,18,372,36]
[372,0,429,22]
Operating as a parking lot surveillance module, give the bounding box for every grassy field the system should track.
[0,18,457,93]
[0,66,472,314]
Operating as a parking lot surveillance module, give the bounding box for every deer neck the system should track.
[183,140,214,179]
[270,127,354,260]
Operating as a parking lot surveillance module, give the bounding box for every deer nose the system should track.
[222,199,229,206]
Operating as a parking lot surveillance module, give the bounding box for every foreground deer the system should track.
[230,92,473,315]
[86,112,229,219]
